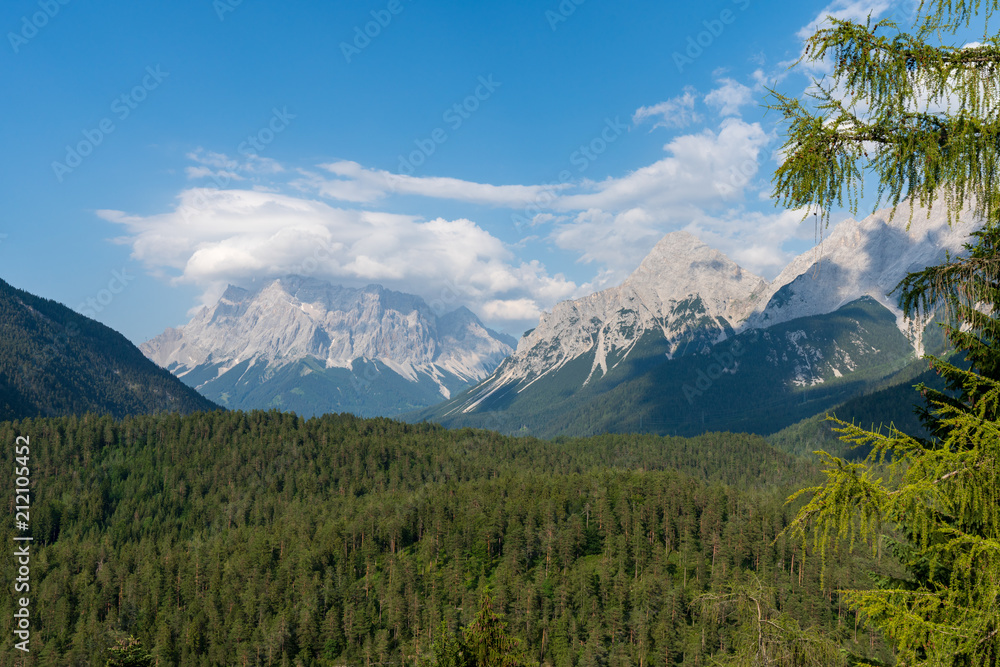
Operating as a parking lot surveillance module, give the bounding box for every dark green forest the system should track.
[0,411,890,666]
[0,278,217,421]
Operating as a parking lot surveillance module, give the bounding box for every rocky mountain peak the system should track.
[142,276,515,404]
[741,202,978,352]
[623,230,766,324]
[479,234,767,402]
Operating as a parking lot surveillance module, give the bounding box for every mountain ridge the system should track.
[410,202,975,435]
[741,202,974,353]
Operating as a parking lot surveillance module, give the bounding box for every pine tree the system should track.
[696,574,845,667]
[784,229,1000,664]
[105,634,155,667]
[774,2,1000,664]
[431,593,535,667]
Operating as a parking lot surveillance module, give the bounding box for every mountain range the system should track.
[128,201,976,434]
[141,277,515,418]
[411,203,972,436]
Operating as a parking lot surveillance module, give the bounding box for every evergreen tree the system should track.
[431,592,535,667]
[462,593,533,667]
[770,1,1000,230]
[774,1,1000,664]
[697,575,845,667]
[106,634,155,667]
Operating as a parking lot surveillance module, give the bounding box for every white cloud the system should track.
[187,147,283,179]
[480,298,542,323]
[511,114,790,282]
[546,204,812,284]
[633,89,701,130]
[186,166,245,181]
[705,78,754,116]
[553,118,771,213]
[292,160,569,207]
[795,0,894,41]
[111,100,820,338]
[680,208,817,278]
[550,208,663,278]
[99,187,578,334]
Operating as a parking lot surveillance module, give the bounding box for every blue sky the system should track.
[2,0,915,341]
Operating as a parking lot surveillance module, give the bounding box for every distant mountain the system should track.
[413,296,924,437]
[142,276,515,417]
[410,203,974,437]
[744,203,971,353]
[0,277,218,420]
[475,231,767,404]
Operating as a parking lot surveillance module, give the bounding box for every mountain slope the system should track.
[142,276,515,418]
[0,278,219,420]
[767,320,956,458]
[462,231,766,412]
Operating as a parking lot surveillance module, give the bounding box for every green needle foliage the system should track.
[432,593,534,667]
[105,635,154,667]
[769,0,1000,228]
[697,575,847,667]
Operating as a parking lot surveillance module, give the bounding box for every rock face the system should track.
[141,276,515,417]
[742,203,974,352]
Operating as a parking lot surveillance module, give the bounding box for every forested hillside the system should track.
[767,349,961,459]
[0,411,890,666]
[0,278,218,420]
